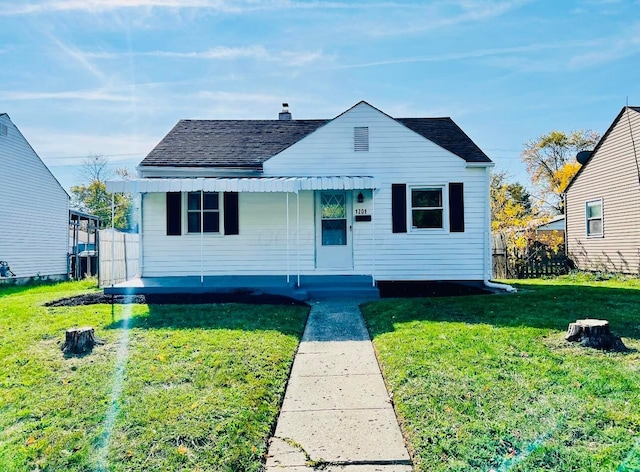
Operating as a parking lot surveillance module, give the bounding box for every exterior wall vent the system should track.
[354,126,369,152]
[0,124,7,136]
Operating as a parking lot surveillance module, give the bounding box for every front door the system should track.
[315,191,353,269]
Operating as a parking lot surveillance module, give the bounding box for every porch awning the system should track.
[106,176,376,194]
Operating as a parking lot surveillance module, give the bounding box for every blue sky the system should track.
[1,0,639,191]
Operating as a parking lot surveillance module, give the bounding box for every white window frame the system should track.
[185,191,223,235]
[585,198,603,238]
[409,185,446,232]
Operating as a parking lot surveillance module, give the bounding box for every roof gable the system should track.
[566,106,640,193]
[139,101,492,169]
[0,114,68,197]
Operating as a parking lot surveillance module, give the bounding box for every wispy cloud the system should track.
[49,36,107,82]
[1,89,131,102]
[0,0,428,15]
[333,39,601,70]
[362,0,533,37]
[29,129,156,164]
[194,91,280,103]
[85,45,330,67]
[568,23,640,68]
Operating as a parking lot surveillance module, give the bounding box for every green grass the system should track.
[362,274,640,472]
[0,280,308,471]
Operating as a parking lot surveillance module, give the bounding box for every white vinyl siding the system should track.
[566,107,640,273]
[0,115,69,279]
[142,192,315,277]
[264,102,489,281]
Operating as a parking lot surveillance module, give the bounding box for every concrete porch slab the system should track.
[103,275,379,301]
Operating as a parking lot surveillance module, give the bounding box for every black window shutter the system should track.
[391,184,407,233]
[166,192,182,236]
[449,182,465,232]
[224,192,239,235]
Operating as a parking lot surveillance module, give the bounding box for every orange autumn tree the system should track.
[522,130,599,214]
[491,172,563,260]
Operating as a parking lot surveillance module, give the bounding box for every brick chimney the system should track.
[278,103,292,120]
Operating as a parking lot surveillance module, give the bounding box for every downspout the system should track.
[200,182,204,285]
[372,188,376,287]
[296,191,300,288]
[484,166,516,293]
[286,192,290,284]
[138,193,143,278]
[111,193,115,287]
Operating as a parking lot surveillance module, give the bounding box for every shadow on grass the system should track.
[364,283,640,342]
[103,302,309,338]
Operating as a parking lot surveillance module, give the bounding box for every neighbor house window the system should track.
[187,192,220,233]
[586,199,603,237]
[411,187,443,229]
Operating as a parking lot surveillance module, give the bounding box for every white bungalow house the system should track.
[106,101,499,298]
[0,113,69,282]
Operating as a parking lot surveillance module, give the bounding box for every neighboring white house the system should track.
[106,101,495,292]
[0,113,69,282]
[566,106,640,273]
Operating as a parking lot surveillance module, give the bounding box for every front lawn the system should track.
[362,275,640,472]
[0,281,308,471]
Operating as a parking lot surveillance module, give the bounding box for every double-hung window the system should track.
[586,199,603,237]
[187,192,220,233]
[411,187,443,229]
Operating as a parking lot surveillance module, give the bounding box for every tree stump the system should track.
[61,327,104,355]
[565,319,627,351]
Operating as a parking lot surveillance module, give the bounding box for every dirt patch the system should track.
[378,281,491,298]
[45,291,307,307]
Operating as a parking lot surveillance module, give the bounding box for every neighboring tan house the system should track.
[0,113,69,282]
[106,101,496,296]
[565,106,640,274]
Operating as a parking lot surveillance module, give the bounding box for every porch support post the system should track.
[296,191,300,288]
[110,192,115,287]
[372,188,376,287]
[200,183,204,285]
[286,192,290,284]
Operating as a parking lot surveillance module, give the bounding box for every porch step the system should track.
[305,286,380,300]
[299,275,379,300]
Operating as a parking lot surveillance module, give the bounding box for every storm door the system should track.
[315,191,353,269]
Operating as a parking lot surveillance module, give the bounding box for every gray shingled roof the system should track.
[140,114,491,168]
[396,118,491,164]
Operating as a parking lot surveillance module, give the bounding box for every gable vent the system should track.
[0,124,7,136]
[354,126,369,152]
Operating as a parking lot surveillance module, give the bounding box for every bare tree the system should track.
[80,154,112,183]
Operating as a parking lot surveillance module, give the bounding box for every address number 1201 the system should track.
[355,208,368,215]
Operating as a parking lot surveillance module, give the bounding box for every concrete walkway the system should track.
[266,300,412,471]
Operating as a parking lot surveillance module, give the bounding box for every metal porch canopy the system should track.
[106,176,376,194]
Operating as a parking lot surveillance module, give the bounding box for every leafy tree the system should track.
[491,172,563,261]
[490,172,534,232]
[522,130,599,213]
[70,156,133,229]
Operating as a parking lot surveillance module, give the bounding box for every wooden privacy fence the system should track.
[99,229,139,287]
[492,232,570,279]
